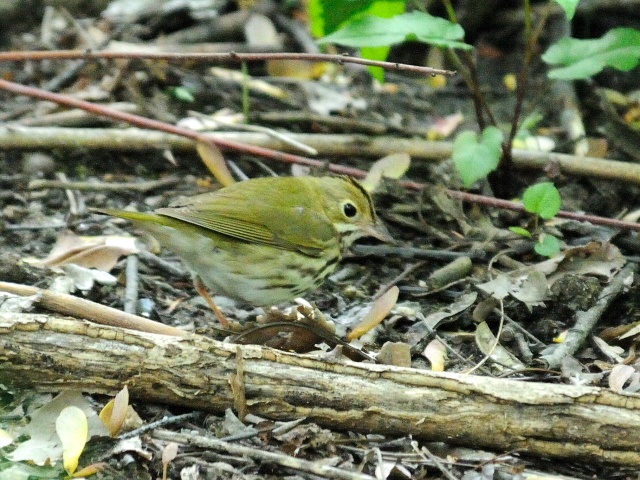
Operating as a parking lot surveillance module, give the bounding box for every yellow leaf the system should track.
[56,406,88,475]
[69,462,108,477]
[348,286,399,341]
[196,140,235,187]
[98,400,114,431]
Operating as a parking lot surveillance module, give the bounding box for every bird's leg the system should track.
[193,275,230,327]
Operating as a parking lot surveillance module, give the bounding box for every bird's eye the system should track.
[343,202,357,218]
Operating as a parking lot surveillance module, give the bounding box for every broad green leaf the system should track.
[452,127,503,187]
[543,28,640,80]
[359,1,406,81]
[318,11,471,50]
[522,182,561,219]
[553,0,579,20]
[309,0,380,37]
[535,234,562,257]
[509,226,532,238]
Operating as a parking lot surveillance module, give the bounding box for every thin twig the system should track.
[0,50,456,77]
[152,429,377,480]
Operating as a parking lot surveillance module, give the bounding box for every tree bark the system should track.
[1,313,640,466]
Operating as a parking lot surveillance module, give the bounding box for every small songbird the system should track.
[93,175,393,325]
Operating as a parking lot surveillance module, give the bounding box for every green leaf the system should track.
[534,234,562,257]
[359,1,406,81]
[509,226,532,238]
[452,127,503,187]
[361,46,390,82]
[522,182,561,219]
[317,11,471,50]
[553,0,579,20]
[543,28,640,80]
[166,87,195,103]
[309,0,380,37]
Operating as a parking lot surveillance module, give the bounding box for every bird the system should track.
[93,175,393,326]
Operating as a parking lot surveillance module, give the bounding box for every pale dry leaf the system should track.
[61,264,117,291]
[8,390,108,466]
[427,112,463,139]
[475,322,525,370]
[593,336,625,363]
[609,364,635,393]
[477,275,512,300]
[112,437,152,460]
[561,355,604,386]
[0,429,13,448]
[100,386,130,437]
[360,153,411,192]
[510,270,549,310]
[29,230,138,272]
[162,442,179,465]
[422,292,477,329]
[423,339,447,371]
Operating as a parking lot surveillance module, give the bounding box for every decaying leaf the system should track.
[551,242,626,280]
[475,322,526,370]
[423,339,447,371]
[196,140,235,187]
[360,153,411,192]
[8,391,108,467]
[377,341,411,367]
[348,286,399,340]
[236,305,336,353]
[422,292,477,329]
[29,230,138,272]
[609,364,635,393]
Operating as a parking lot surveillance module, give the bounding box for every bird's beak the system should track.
[364,221,395,244]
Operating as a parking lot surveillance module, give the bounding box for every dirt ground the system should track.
[2,1,640,479]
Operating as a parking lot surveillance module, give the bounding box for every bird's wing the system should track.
[156,187,335,257]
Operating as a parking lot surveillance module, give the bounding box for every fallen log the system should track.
[1,313,639,466]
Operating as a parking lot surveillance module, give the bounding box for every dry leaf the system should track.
[196,140,235,187]
[348,286,399,341]
[423,339,447,371]
[475,322,525,370]
[360,153,411,192]
[377,341,411,367]
[423,292,477,329]
[29,230,138,272]
[100,386,130,437]
[609,364,635,393]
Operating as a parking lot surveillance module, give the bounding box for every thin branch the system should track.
[0,50,456,77]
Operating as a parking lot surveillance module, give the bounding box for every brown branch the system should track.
[0,50,456,77]
[0,281,185,337]
[0,79,370,179]
[2,313,640,466]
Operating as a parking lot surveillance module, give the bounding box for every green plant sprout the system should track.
[509,182,563,257]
